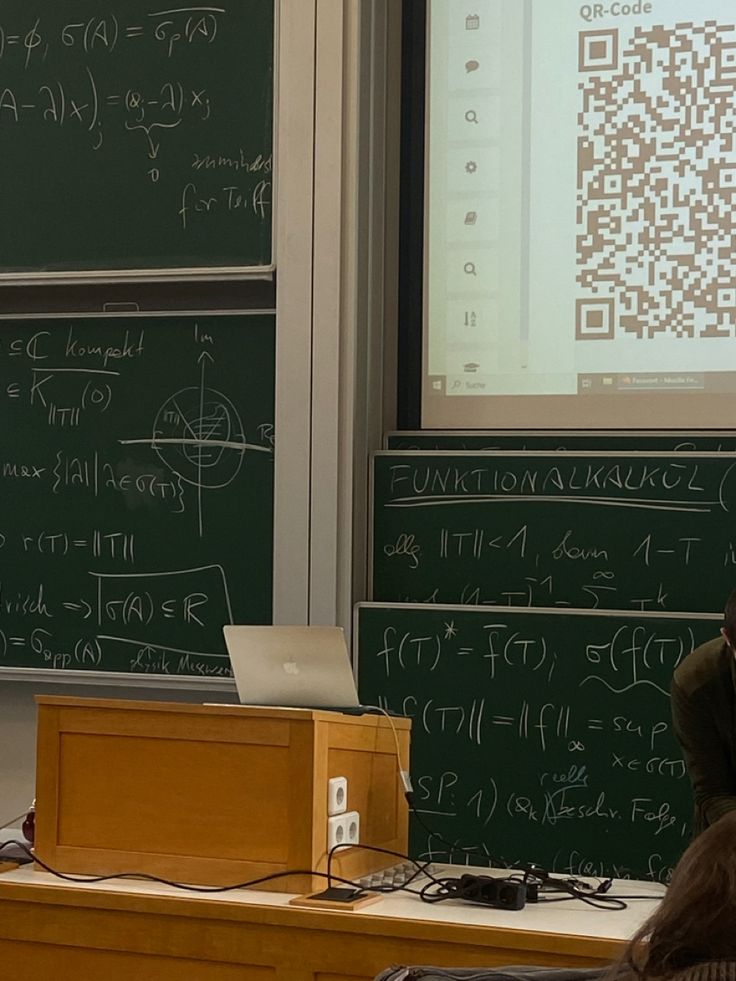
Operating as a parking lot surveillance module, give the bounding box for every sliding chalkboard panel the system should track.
[0,314,274,677]
[0,0,273,278]
[385,430,736,451]
[372,451,736,613]
[357,603,721,880]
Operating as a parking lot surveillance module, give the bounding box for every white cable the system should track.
[362,705,413,794]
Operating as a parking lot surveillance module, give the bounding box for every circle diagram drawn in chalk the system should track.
[152,386,247,489]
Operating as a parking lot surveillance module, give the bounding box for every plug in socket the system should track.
[344,810,360,845]
[327,776,348,816]
[327,814,348,851]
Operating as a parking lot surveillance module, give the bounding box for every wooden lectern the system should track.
[34,696,410,892]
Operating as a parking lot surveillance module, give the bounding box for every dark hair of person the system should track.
[613,812,736,980]
[723,586,736,644]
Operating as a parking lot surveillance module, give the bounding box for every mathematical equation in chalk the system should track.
[0,565,235,673]
[0,316,276,676]
[372,454,736,613]
[0,9,223,63]
[0,6,225,163]
[358,606,719,880]
[0,4,273,227]
[372,620,694,695]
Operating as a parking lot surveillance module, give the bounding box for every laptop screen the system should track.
[223,625,360,709]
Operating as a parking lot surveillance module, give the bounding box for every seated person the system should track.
[613,810,736,980]
[376,816,736,981]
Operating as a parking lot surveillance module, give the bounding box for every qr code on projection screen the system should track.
[576,23,736,342]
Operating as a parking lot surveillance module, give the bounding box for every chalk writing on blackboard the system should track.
[0,2,274,272]
[358,604,720,880]
[372,452,736,613]
[0,315,275,677]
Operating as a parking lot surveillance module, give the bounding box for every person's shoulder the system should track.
[673,635,729,695]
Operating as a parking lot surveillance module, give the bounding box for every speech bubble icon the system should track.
[465,60,479,73]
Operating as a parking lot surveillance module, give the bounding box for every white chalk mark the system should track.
[387,494,714,513]
[198,354,206,537]
[580,675,669,697]
[90,564,234,626]
[718,461,736,513]
[31,367,120,376]
[149,6,226,14]
[119,437,272,453]
[413,809,457,817]
[97,635,230,659]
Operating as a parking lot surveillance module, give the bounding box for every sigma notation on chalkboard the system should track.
[371,450,736,614]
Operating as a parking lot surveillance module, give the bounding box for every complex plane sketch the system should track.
[120,357,272,535]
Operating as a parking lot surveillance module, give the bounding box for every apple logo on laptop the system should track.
[283,660,300,675]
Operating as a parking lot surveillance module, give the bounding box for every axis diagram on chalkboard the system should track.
[120,344,272,536]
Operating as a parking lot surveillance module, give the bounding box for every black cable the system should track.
[405,788,668,906]
[2,838,661,910]
[2,838,444,901]
[407,798,658,909]
[418,877,458,905]
[0,840,378,895]
[326,840,446,893]
[543,888,627,910]
[416,873,527,910]
[4,809,665,913]
[406,791,500,868]
[415,864,664,911]
[524,868,664,910]
[417,874,621,910]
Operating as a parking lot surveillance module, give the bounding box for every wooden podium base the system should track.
[34,696,411,891]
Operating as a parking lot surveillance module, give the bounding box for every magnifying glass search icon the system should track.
[464,262,477,276]
[465,110,479,124]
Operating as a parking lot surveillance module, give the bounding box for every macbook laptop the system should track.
[223,625,363,710]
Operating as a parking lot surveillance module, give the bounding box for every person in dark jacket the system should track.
[611,811,736,981]
[671,588,736,835]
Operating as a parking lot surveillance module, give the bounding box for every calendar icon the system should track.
[465,14,480,30]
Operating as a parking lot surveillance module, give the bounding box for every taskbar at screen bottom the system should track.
[422,375,736,429]
[428,372,736,398]
[578,372,736,394]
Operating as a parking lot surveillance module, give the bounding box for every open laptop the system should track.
[223,625,365,711]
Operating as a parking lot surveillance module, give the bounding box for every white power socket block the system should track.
[344,810,360,845]
[327,811,360,851]
[327,776,348,816]
[327,813,348,850]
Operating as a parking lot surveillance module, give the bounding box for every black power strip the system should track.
[437,874,529,910]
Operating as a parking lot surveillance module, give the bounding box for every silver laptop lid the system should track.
[223,625,360,709]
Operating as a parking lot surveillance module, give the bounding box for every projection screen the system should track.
[423,0,736,428]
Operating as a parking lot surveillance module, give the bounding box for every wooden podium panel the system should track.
[35,697,410,891]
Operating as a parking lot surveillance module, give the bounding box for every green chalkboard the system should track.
[385,431,736,451]
[371,451,736,613]
[0,314,274,677]
[357,603,721,881]
[0,0,273,275]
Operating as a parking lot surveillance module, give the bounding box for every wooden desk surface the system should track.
[0,865,663,981]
